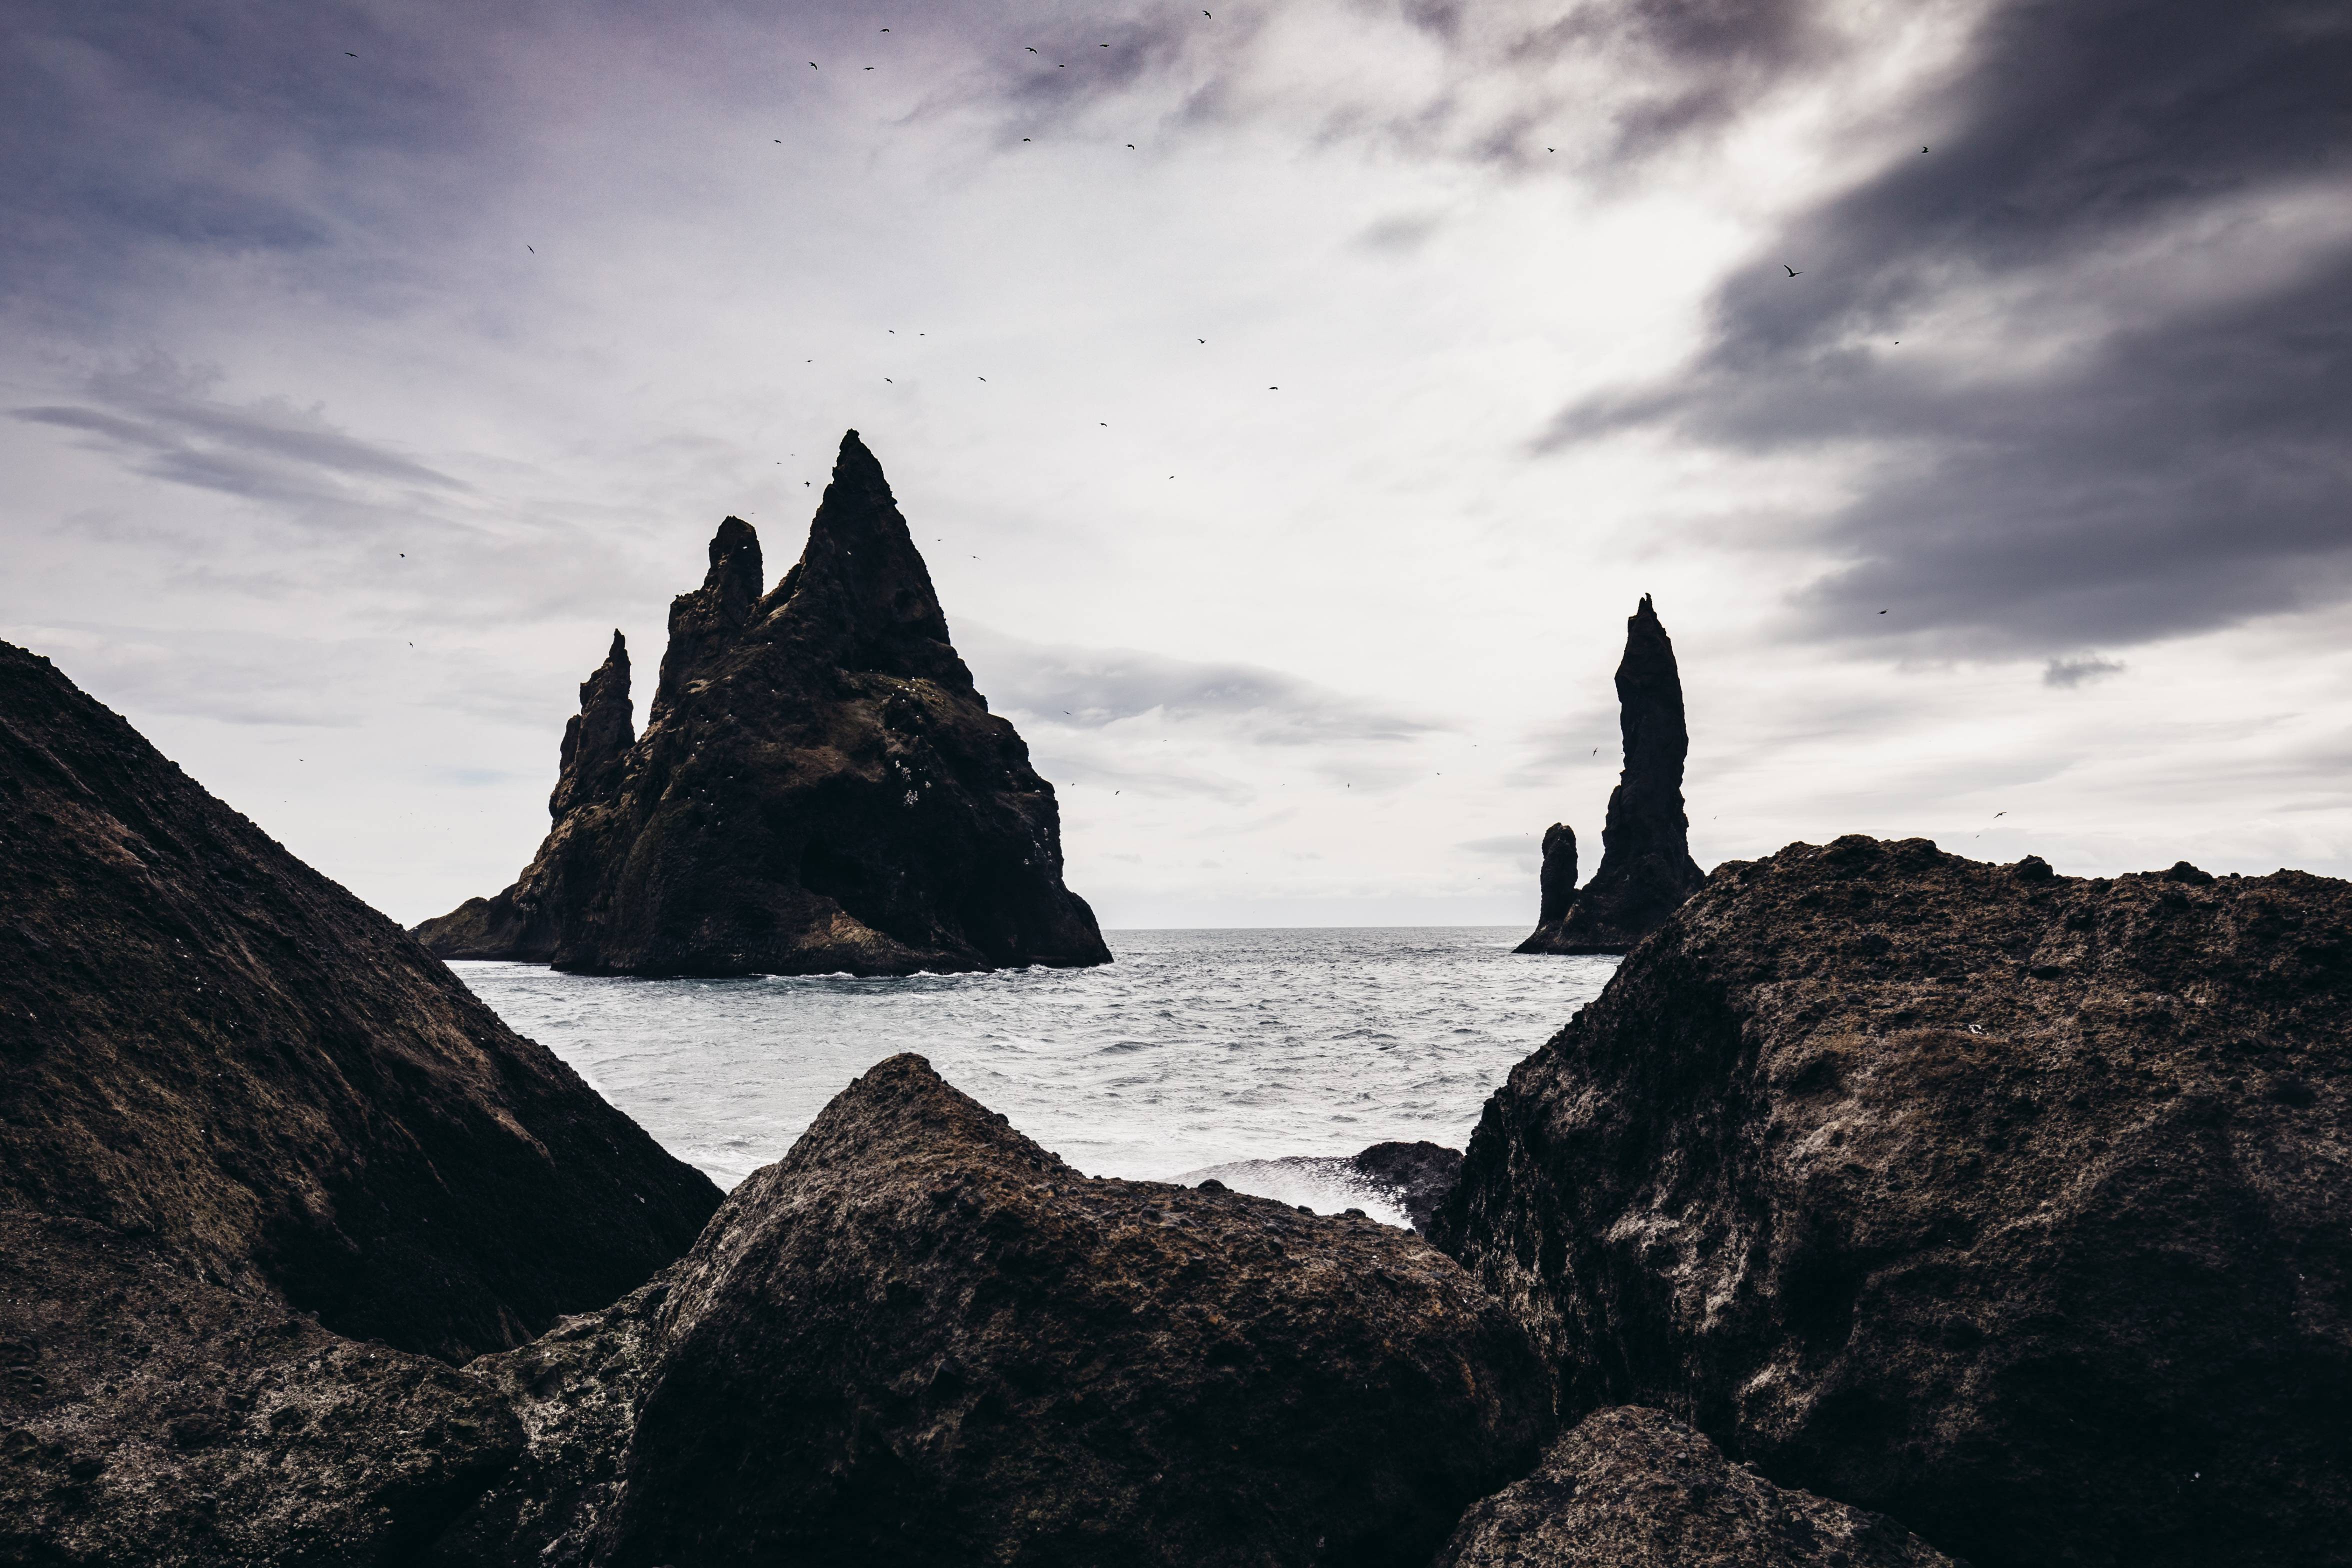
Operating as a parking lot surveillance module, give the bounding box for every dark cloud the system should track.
[964,0,1845,171]
[1542,0,2352,660]
[958,626,1442,747]
[14,362,463,510]
[2044,655,2124,689]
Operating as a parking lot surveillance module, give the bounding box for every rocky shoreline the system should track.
[6,636,2349,1564]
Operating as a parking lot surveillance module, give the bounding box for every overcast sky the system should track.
[6,0,2348,930]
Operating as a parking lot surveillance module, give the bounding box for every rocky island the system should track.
[414,430,1110,978]
[1516,595,1705,954]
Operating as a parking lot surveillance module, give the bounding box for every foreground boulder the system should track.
[596,1054,1553,1567]
[1434,1406,1956,1568]
[1441,836,2352,1568]
[416,430,1110,977]
[1516,596,1704,954]
[0,1212,522,1568]
[0,640,720,1558]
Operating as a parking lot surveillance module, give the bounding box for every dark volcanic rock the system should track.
[414,430,1110,978]
[600,1054,1553,1567]
[1434,1406,1957,1568]
[1534,822,1578,926]
[0,1212,522,1568]
[0,639,718,1358]
[1440,834,2352,1568]
[424,1274,676,1566]
[1516,596,1704,954]
[1350,1140,1464,1232]
[0,640,720,1556]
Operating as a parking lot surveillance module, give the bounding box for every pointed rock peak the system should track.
[704,516,764,620]
[765,429,958,682]
[552,630,636,822]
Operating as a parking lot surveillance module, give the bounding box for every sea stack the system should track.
[416,430,1110,977]
[1516,595,1704,954]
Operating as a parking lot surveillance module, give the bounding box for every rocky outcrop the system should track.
[414,430,1110,978]
[424,1274,676,1566]
[1516,596,1704,954]
[1441,835,2352,1568]
[1349,1140,1464,1232]
[1434,1406,1957,1568]
[0,640,720,1558]
[593,1054,1552,1566]
[0,1211,523,1568]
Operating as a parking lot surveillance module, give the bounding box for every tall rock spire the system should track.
[1516,595,1706,954]
[655,516,764,715]
[550,630,634,824]
[416,429,1110,978]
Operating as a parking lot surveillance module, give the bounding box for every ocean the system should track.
[451,928,1616,1226]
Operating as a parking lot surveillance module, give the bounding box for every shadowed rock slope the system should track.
[575,1054,1552,1568]
[1434,1406,1956,1568]
[0,639,721,1558]
[416,430,1110,977]
[1440,835,2352,1568]
[1516,596,1704,954]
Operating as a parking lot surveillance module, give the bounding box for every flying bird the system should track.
[526,245,534,252]
[1028,46,1038,52]
[1127,143,1135,148]
[1922,146,1930,152]
[809,61,818,68]
[1878,609,1888,614]
[345,52,356,58]
[1994,812,2006,818]
[1784,265,1801,276]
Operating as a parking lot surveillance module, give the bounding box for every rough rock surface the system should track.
[1350,1140,1464,1233]
[1516,596,1703,954]
[415,430,1110,977]
[1441,834,2352,1568]
[0,1212,522,1568]
[424,1274,676,1566]
[0,640,720,1559]
[600,1054,1554,1567]
[1433,1406,1956,1568]
[0,640,718,1360]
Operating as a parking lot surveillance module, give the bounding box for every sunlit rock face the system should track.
[416,428,1110,978]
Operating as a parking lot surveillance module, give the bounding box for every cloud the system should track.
[2044,654,2124,689]
[957,0,1855,173]
[1538,0,2352,660]
[957,624,1442,747]
[16,366,463,506]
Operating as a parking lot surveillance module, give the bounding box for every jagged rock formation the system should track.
[0,640,720,1560]
[1516,596,1704,954]
[1534,822,1578,925]
[1440,836,2352,1568]
[416,430,1110,978]
[1433,1406,1958,1568]
[1348,1140,1464,1232]
[584,1055,1552,1568]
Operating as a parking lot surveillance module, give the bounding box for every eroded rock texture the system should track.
[600,1054,1554,1568]
[1442,835,2352,1568]
[1433,1406,1956,1568]
[1516,596,1703,954]
[415,430,1109,977]
[0,640,720,1559]
[1350,1140,1464,1233]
